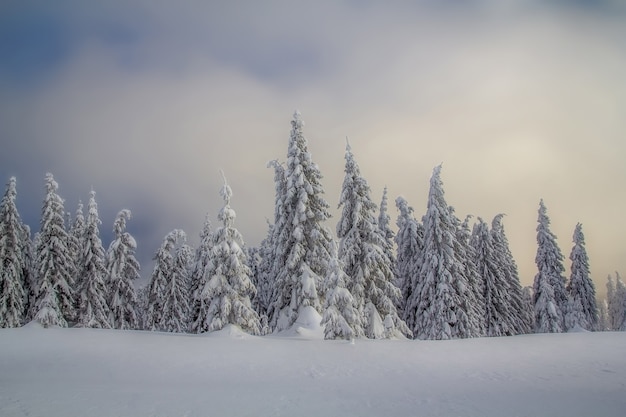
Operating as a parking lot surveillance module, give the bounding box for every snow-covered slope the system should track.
[1,324,625,417]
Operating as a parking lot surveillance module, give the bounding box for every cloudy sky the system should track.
[1,0,625,292]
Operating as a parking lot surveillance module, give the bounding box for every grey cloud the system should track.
[0,1,625,291]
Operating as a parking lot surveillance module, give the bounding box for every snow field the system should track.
[1,324,625,417]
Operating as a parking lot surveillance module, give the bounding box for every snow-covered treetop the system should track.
[113,209,132,238]
[291,110,304,130]
[572,223,585,247]
[218,172,236,228]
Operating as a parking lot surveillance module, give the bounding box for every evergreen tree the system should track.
[606,274,618,330]
[253,222,275,323]
[472,218,514,337]
[394,196,423,319]
[33,173,75,327]
[160,240,193,333]
[532,199,566,333]
[146,229,186,331]
[614,272,626,331]
[377,186,396,276]
[22,225,36,321]
[452,213,484,337]
[76,190,111,328]
[405,165,470,340]
[260,161,287,323]
[107,210,141,330]
[67,201,85,295]
[598,299,609,331]
[566,223,598,331]
[0,177,27,327]
[268,112,334,332]
[322,243,363,340]
[336,143,409,339]
[491,214,533,334]
[199,174,260,334]
[190,214,213,333]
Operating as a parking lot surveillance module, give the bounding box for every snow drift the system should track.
[1,325,625,417]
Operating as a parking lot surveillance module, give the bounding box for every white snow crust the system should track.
[1,325,625,417]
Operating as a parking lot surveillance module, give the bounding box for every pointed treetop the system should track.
[219,170,233,204]
[44,172,58,192]
[573,223,585,244]
[291,110,304,130]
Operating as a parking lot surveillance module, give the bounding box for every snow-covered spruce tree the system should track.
[268,112,334,332]
[67,201,85,296]
[259,161,287,322]
[160,240,193,333]
[491,214,533,334]
[33,173,75,327]
[252,222,275,329]
[190,213,213,333]
[377,187,396,278]
[0,177,27,327]
[247,245,270,334]
[322,242,364,340]
[336,142,409,339]
[107,210,141,330]
[405,165,471,340]
[452,213,484,337]
[21,225,36,321]
[532,199,566,333]
[598,299,609,331]
[606,274,618,330]
[394,196,423,324]
[198,174,260,334]
[566,223,598,331]
[145,229,185,331]
[472,218,515,337]
[76,190,111,328]
[614,272,626,331]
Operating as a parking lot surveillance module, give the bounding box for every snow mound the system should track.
[207,324,252,339]
[276,306,324,339]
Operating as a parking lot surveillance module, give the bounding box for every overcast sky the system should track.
[1,0,625,293]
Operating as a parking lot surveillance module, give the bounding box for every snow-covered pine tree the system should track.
[452,213,484,337]
[532,199,566,333]
[406,165,471,340]
[491,214,533,334]
[336,142,409,339]
[199,174,260,334]
[33,173,75,327]
[598,299,609,331]
[394,196,423,325]
[21,225,36,321]
[107,209,141,330]
[190,213,213,333]
[160,240,193,333]
[268,112,334,332]
[566,223,598,331]
[260,160,287,327]
[252,222,274,330]
[614,272,626,331]
[0,177,27,327]
[145,229,185,331]
[472,218,515,337]
[606,274,618,330]
[67,201,85,297]
[377,186,396,277]
[321,242,364,340]
[76,190,111,328]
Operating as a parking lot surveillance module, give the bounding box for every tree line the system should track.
[1,112,624,338]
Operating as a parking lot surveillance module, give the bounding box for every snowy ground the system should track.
[1,322,625,417]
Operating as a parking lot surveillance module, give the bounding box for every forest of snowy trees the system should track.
[1,112,624,338]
